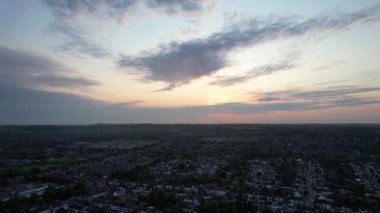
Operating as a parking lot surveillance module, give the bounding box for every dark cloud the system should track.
[153,83,178,92]
[292,86,380,99]
[118,3,380,90]
[0,46,99,89]
[34,75,99,87]
[0,85,110,124]
[43,0,139,21]
[199,97,380,114]
[254,86,380,102]
[43,0,215,21]
[119,39,228,89]
[110,100,144,108]
[256,97,281,102]
[146,0,216,14]
[211,59,297,86]
[49,21,112,58]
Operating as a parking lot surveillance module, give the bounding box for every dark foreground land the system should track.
[0,124,379,212]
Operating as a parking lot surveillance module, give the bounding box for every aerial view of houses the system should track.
[0,125,379,212]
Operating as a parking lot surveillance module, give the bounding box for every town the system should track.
[0,124,379,212]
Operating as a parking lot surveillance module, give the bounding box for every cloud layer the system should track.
[253,86,380,103]
[43,1,217,58]
[211,55,298,86]
[0,46,99,89]
[118,3,380,90]
[1,82,379,124]
[43,0,216,21]
[43,0,139,21]
[49,21,112,58]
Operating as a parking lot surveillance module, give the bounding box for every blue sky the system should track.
[0,0,380,124]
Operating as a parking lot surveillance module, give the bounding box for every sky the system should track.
[0,0,380,124]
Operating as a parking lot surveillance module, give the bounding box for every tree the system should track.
[148,189,168,210]
[199,200,220,213]
[56,207,67,213]
[28,193,39,206]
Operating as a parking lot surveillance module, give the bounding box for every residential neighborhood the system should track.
[0,125,379,212]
